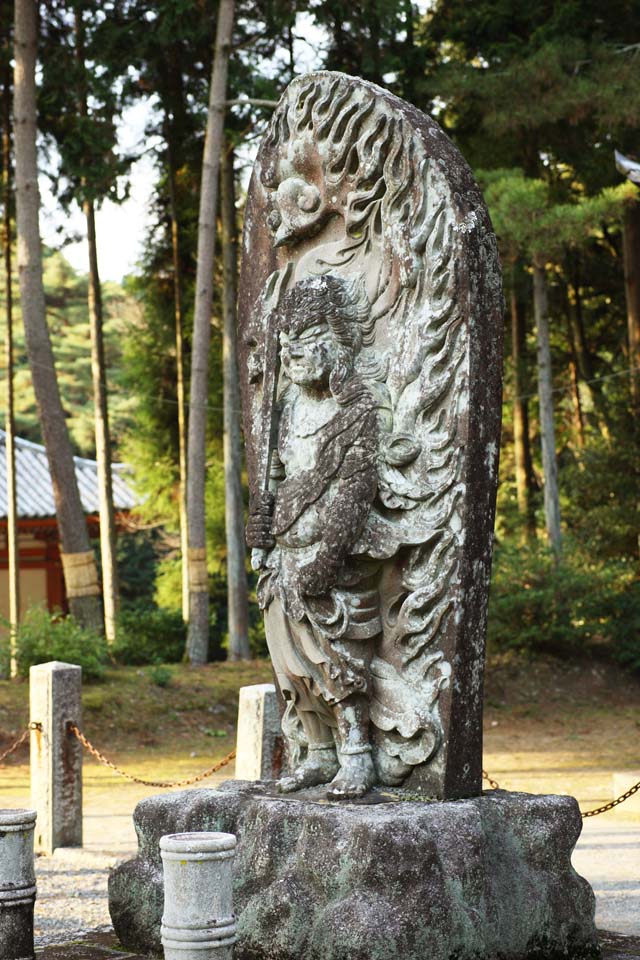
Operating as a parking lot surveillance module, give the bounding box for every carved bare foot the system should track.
[326,749,376,800]
[277,745,339,793]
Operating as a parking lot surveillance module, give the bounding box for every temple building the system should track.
[0,429,138,621]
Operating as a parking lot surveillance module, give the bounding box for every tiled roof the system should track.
[0,429,138,520]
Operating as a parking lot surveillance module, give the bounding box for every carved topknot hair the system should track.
[279,274,373,353]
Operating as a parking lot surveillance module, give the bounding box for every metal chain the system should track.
[482,767,640,818]
[7,720,637,815]
[0,723,40,766]
[581,779,640,818]
[67,723,236,788]
[482,769,501,790]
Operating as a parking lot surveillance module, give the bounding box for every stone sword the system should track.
[250,302,281,571]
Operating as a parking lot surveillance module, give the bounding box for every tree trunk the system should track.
[84,197,119,642]
[74,6,118,641]
[166,122,190,624]
[532,259,562,556]
[509,269,535,537]
[622,196,640,415]
[186,0,235,664]
[221,145,250,661]
[13,0,102,628]
[566,253,610,441]
[2,47,19,677]
[562,275,585,449]
[568,356,585,450]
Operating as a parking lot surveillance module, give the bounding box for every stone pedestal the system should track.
[109,781,598,960]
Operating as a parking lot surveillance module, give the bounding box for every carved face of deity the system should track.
[280,320,338,388]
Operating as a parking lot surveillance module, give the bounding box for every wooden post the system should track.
[29,661,82,854]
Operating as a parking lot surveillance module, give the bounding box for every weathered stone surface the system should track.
[235,684,283,781]
[0,808,37,960]
[160,832,236,960]
[30,661,83,854]
[238,71,504,800]
[109,782,598,960]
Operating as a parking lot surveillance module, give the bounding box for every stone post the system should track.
[29,661,82,855]
[160,832,237,960]
[235,683,282,781]
[0,808,37,960]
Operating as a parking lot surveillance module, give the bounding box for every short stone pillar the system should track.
[0,808,37,960]
[29,661,83,854]
[160,832,237,959]
[235,683,282,780]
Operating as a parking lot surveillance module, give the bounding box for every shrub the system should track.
[3,607,109,680]
[148,662,173,687]
[113,603,186,665]
[488,539,640,669]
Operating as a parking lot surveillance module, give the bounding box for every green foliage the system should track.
[112,603,186,665]
[488,540,640,669]
[147,662,173,688]
[2,608,109,680]
[116,530,160,606]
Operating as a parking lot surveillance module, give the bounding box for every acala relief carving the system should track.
[238,72,503,800]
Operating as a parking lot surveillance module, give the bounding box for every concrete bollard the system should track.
[160,832,236,959]
[29,661,83,854]
[0,809,37,960]
[235,683,282,781]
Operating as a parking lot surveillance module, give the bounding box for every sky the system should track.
[40,98,160,284]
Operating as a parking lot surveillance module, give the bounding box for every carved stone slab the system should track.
[238,72,503,799]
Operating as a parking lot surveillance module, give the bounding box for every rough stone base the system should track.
[109,782,599,960]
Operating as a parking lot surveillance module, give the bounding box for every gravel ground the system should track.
[34,849,118,949]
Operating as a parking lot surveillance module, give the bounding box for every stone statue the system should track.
[239,71,503,800]
[111,74,599,960]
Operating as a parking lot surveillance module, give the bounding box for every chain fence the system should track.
[67,723,236,788]
[482,769,640,819]
[1,722,638,816]
[0,722,41,765]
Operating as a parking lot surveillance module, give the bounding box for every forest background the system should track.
[1,0,639,678]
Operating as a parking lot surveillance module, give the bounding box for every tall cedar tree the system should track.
[39,0,133,641]
[1,16,19,673]
[13,0,102,628]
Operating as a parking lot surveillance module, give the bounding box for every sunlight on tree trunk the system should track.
[622,196,640,415]
[510,269,535,539]
[166,132,190,624]
[532,259,562,557]
[186,0,235,665]
[221,145,250,661]
[2,47,19,677]
[13,0,102,630]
